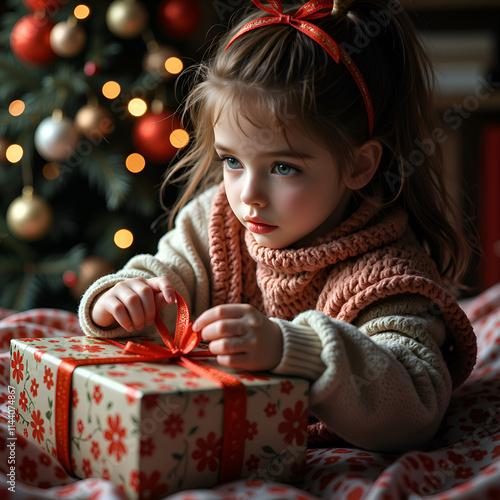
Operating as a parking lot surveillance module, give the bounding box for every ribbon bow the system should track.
[108,292,208,361]
[225,0,374,136]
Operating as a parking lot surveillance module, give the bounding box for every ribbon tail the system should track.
[295,0,334,19]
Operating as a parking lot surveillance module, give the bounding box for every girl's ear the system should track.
[344,140,383,190]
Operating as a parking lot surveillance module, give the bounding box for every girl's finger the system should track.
[209,336,247,356]
[200,318,253,342]
[193,304,252,332]
[216,353,251,369]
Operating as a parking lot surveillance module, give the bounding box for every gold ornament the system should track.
[142,44,180,80]
[106,0,149,39]
[6,186,53,241]
[50,18,87,58]
[75,104,115,140]
[69,256,115,300]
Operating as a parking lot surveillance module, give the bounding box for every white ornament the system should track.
[34,115,80,161]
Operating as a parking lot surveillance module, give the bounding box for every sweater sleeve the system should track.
[271,294,453,453]
[78,185,218,338]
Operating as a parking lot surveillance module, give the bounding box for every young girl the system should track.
[79,0,476,453]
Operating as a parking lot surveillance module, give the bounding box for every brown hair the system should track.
[162,0,475,289]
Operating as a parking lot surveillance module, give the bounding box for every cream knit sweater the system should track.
[79,184,475,453]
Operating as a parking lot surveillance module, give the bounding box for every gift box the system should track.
[9,297,309,499]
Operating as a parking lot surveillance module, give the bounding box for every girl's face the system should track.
[214,104,352,249]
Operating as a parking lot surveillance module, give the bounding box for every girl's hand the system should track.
[91,277,176,332]
[192,304,283,371]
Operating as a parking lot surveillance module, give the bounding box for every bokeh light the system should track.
[114,229,133,249]
[6,144,23,163]
[126,153,146,173]
[9,100,25,116]
[74,4,90,19]
[102,81,121,99]
[128,98,147,117]
[170,129,189,149]
[165,57,183,75]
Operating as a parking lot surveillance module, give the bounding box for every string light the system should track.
[165,57,183,75]
[9,100,25,116]
[102,81,121,99]
[42,162,61,180]
[170,129,189,149]
[128,98,147,117]
[6,144,23,163]
[74,4,90,20]
[126,153,146,173]
[114,229,134,249]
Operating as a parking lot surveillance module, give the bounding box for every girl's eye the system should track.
[221,156,242,170]
[274,163,298,176]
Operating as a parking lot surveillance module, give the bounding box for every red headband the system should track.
[225,0,374,137]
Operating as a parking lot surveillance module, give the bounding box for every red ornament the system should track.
[63,270,78,288]
[158,0,202,39]
[23,0,65,12]
[132,110,182,163]
[84,61,100,77]
[10,14,57,66]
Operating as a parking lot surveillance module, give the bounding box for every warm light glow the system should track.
[6,144,23,163]
[165,57,183,75]
[9,100,25,116]
[102,81,121,99]
[74,4,90,19]
[128,98,147,117]
[42,162,61,180]
[114,229,134,249]
[170,129,189,149]
[126,153,146,173]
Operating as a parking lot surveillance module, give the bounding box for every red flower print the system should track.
[70,344,105,353]
[34,350,44,362]
[246,420,258,441]
[82,458,92,478]
[192,431,222,472]
[91,441,100,460]
[102,468,110,480]
[181,372,201,378]
[467,448,487,461]
[158,372,176,378]
[15,408,20,422]
[278,400,307,446]
[104,414,127,462]
[264,402,277,417]
[454,466,474,480]
[93,385,102,404]
[19,455,38,482]
[11,351,24,384]
[107,371,127,377]
[141,437,155,457]
[125,386,139,404]
[30,409,45,444]
[194,394,209,406]
[72,388,79,408]
[23,428,28,438]
[141,367,160,373]
[280,380,293,394]
[77,419,84,434]
[492,445,500,459]
[39,453,51,467]
[185,381,199,388]
[163,413,184,438]
[245,454,260,471]
[130,469,140,493]
[43,366,54,389]
[30,378,39,397]
[138,470,168,498]
[19,390,28,412]
[447,451,466,465]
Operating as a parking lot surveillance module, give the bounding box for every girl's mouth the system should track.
[245,218,278,234]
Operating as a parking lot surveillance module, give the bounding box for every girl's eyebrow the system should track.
[214,143,314,160]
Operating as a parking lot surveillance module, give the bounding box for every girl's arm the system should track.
[270,294,452,453]
[78,185,218,338]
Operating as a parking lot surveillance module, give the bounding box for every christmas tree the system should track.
[0,0,218,311]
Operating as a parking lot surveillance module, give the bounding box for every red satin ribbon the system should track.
[55,292,247,483]
[225,0,374,136]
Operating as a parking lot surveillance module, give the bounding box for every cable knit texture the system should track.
[209,183,476,389]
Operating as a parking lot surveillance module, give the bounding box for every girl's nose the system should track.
[240,173,267,207]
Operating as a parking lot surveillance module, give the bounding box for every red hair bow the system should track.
[225,0,374,136]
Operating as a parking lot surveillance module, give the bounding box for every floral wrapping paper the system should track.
[9,335,309,499]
